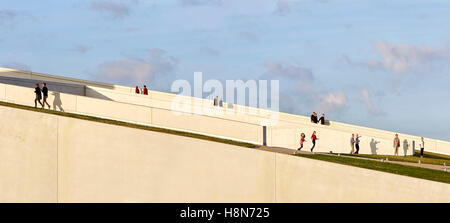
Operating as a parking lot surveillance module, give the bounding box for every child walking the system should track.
[295,133,306,154]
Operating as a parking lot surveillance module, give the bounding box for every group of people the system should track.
[296,130,426,157]
[350,133,426,156]
[295,131,319,153]
[310,112,326,125]
[349,134,362,154]
[34,83,51,109]
[135,85,148,95]
[213,96,223,107]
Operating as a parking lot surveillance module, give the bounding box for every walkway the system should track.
[255,146,449,172]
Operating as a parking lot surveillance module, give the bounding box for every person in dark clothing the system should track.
[34,83,43,108]
[420,137,425,158]
[213,96,218,106]
[311,131,318,152]
[319,113,325,125]
[41,83,50,109]
[143,85,148,95]
[310,112,318,123]
[355,134,361,154]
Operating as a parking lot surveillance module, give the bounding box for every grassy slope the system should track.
[295,153,450,184]
[345,151,450,166]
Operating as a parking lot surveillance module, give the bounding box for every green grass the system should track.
[295,153,450,184]
[344,151,450,166]
[414,150,450,160]
[0,101,257,148]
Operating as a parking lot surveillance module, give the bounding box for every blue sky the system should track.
[1,0,450,141]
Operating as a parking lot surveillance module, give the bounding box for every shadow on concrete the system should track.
[0,75,113,101]
[403,139,409,156]
[370,138,380,155]
[52,92,64,112]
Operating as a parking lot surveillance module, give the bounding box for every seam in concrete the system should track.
[274,153,277,203]
[56,116,59,203]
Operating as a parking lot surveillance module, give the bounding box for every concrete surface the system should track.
[0,104,449,202]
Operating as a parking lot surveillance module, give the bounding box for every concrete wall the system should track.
[275,154,450,202]
[0,105,449,202]
[0,76,87,97]
[1,67,450,155]
[0,107,57,202]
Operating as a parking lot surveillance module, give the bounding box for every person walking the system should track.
[355,134,361,154]
[420,137,425,158]
[297,133,306,152]
[311,131,318,152]
[41,83,50,109]
[393,134,400,156]
[143,85,148,95]
[34,83,43,108]
[350,134,355,154]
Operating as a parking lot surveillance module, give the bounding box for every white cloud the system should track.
[90,1,130,19]
[0,9,16,26]
[180,0,222,6]
[239,31,260,43]
[347,41,450,75]
[265,60,314,81]
[69,45,91,54]
[198,47,220,57]
[264,60,347,114]
[96,48,178,85]
[2,62,31,71]
[274,0,291,16]
[360,89,385,116]
[314,90,347,113]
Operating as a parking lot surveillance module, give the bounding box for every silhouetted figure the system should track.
[310,112,318,123]
[355,134,361,154]
[143,85,148,95]
[219,98,223,107]
[319,113,325,125]
[42,83,50,109]
[135,86,140,94]
[52,92,64,112]
[34,83,43,108]
[403,139,409,156]
[311,131,318,152]
[370,138,380,155]
[393,134,400,156]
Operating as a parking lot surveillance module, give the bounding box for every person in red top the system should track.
[143,85,148,95]
[311,131,318,152]
[295,133,306,154]
[135,86,140,94]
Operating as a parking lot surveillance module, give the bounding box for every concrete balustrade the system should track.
[1,67,450,155]
[0,83,262,144]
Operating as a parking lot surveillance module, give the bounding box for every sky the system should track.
[1,0,450,141]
